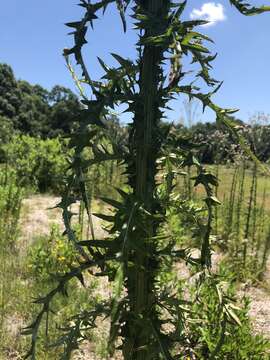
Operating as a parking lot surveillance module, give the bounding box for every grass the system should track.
[208,164,270,209]
[179,164,270,209]
[0,178,26,357]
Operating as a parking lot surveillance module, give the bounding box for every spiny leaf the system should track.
[230,0,270,15]
[65,21,81,29]
[150,319,174,360]
[99,196,123,209]
[172,1,187,19]
[114,187,130,199]
[92,212,115,222]
[206,196,221,206]
[76,272,85,287]
[78,239,117,249]
[111,53,133,68]
[97,57,110,73]
[116,0,128,32]
[224,304,242,326]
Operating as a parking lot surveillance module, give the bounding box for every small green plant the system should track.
[189,272,270,359]
[24,224,102,359]
[27,225,77,282]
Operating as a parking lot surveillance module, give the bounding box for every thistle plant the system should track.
[24,1,270,359]
[235,160,246,246]
[243,163,257,266]
[223,166,238,245]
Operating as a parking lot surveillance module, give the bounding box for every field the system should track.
[0,162,270,359]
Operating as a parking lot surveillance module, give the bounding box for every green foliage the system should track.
[230,0,270,15]
[47,85,82,138]
[4,135,68,193]
[175,117,270,164]
[0,172,23,348]
[0,64,22,119]
[189,273,270,359]
[0,115,15,146]
[218,162,270,281]
[24,225,102,360]
[16,80,50,137]
[183,121,241,164]
[0,173,22,248]
[175,159,270,283]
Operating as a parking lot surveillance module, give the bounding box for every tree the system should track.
[188,121,241,164]
[47,85,82,137]
[26,1,270,359]
[247,112,270,161]
[0,64,50,136]
[0,64,22,120]
[16,80,50,136]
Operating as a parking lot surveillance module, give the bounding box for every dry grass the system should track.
[239,257,270,338]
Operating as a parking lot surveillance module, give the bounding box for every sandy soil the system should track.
[19,194,105,245]
[19,195,62,243]
[240,257,270,338]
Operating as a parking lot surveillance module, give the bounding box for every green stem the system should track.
[123,1,169,359]
[243,163,256,267]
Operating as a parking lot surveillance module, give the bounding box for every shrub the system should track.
[0,173,22,249]
[4,135,69,193]
[0,172,23,349]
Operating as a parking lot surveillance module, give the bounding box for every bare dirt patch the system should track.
[19,194,105,246]
[239,257,270,338]
[245,286,270,336]
[19,195,62,245]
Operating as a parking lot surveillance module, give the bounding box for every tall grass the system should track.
[235,161,246,248]
[218,162,270,280]
[0,167,23,346]
[223,166,238,246]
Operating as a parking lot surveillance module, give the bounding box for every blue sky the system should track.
[0,1,269,124]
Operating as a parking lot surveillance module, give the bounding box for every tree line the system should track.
[179,117,270,164]
[1,62,270,165]
[0,63,82,140]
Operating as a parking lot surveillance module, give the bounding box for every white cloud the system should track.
[190,2,226,27]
